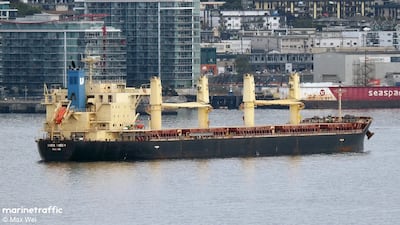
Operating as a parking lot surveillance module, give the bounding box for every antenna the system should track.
[82,54,101,86]
[338,81,342,122]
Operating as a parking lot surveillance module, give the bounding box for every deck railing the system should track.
[122,117,371,142]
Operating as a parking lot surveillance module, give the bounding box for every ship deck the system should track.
[118,116,371,142]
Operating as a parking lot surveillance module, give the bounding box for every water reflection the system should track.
[287,155,302,177]
[240,158,257,184]
[194,159,210,184]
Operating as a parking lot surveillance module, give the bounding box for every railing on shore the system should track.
[0,98,44,113]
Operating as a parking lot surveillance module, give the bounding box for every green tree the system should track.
[10,0,42,17]
[235,55,251,76]
[287,14,314,28]
[219,0,243,10]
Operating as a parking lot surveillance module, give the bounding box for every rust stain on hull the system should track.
[339,146,353,152]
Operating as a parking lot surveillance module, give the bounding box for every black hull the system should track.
[206,95,400,110]
[37,132,367,162]
[303,100,400,109]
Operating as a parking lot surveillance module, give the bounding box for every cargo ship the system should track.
[36,57,373,161]
[278,83,400,109]
[206,75,400,109]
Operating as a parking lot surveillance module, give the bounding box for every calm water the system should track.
[1,109,399,225]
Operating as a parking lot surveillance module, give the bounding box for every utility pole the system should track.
[338,81,342,122]
[364,34,367,86]
[24,86,28,101]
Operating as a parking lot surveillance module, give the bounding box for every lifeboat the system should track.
[54,107,67,124]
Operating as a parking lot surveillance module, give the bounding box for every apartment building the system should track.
[253,0,375,19]
[0,1,17,20]
[82,0,201,89]
[0,14,125,97]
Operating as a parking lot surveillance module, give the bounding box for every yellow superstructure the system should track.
[43,80,149,141]
[42,60,212,141]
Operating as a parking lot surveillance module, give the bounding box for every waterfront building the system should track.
[313,49,400,85]
[0,14,125,98]
[202,40,252,55]
[250,52,314,74]
[73,0,85,15]
[200,1,224,30]
[253,0,375,19]
[313,30,400,49]
[200,47,217,75]
[375,1,400,20]
[0,1,17,20]
[81,0,201,89]
[220,10,281,31]
[25,0,74,11]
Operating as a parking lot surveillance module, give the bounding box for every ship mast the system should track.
[149,76,163,130]
[81,55,101,86]
[242,73,304,126]
[338,81,342,122]
[149,75,212,130]
[242,74,255,126]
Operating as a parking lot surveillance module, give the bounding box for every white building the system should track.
[313,50,400,86]
[0,1,17,20]
[221,10,282,31]
[314,30,400,49]
[200,1,225,29]
[202,40,252,54]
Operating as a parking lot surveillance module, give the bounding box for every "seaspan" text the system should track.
[368,89,400,98]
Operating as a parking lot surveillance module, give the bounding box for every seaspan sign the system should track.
[368,89,400,98]
[330,86,400,101]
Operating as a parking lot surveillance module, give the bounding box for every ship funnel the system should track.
[242,74,255,126]
[150,76,162,130]
[67,69,86,110]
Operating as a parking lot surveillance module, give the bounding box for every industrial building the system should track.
[313,49,400,86]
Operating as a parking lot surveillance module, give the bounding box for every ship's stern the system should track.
[36,139,75,161]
